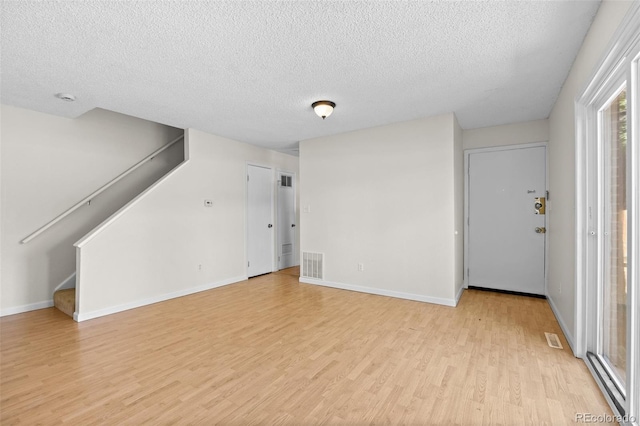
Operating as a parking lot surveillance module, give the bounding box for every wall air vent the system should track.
[280,176,292,187]
[302,252,323,280]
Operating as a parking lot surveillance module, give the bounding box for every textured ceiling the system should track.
[1,1,601,153]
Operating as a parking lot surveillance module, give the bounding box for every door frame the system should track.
[246,163,275,277]
[276,169,297,270]
[464,142,549,294]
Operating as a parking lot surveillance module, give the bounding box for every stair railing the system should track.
[20,134,184,244]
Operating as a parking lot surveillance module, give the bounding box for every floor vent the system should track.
[302,252,324,280]
[544,332,563,349]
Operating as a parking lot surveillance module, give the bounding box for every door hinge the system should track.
[467,268,470,277]
[247,175,249,181]
[248,261,250,267]
[546,190,549,201]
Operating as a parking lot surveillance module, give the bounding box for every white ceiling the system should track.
[1,1,600,153]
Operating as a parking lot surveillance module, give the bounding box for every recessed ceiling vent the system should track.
[302,252,324,280]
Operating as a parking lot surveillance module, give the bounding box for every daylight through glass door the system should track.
[600,86,627,391]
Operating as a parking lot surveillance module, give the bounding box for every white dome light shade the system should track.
[312,100,336,119]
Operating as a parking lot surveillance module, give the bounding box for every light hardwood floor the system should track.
[1,267,613,425]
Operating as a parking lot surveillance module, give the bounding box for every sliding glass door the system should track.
[599,85,628,396]
[576,4,639,423]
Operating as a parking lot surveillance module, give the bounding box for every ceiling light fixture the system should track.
[312,100,335,119]
[55,93,76,102]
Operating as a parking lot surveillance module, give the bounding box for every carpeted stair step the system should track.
[53,288,75,318]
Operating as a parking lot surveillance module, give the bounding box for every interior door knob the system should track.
[291,224,296,227]
[268,224,273,228]
[535,227,546,234]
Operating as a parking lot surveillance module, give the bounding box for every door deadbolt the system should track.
[534,197,546,215]
[535,227,546,234]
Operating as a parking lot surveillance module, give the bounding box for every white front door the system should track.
[277,172,296,270]
[467,145,546,295]
[247,165,274,277]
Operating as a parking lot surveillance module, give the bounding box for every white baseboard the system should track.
[455,285,465,306]
[299,277,459,307]
[54,272,76,292]
[1,273,77,317]
[0,300,54,317]
[547,294,576,356]
[75,275,247,322]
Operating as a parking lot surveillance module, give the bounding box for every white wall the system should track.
[75,128,298,320]
[547,0,632,351]
[299,113,461,305]
[463,119,549,150]
[0,105,183,315]
[453,115,464,297]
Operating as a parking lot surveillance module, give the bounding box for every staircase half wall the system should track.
[74,129,299,321]
[0,106,183,316]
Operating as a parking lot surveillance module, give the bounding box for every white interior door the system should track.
[247,165,274,277]
[277,172,296,270]
[467,145,546,295]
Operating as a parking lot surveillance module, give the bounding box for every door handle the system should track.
[291,224,296,227]
[535,227,546,234]
[268,224,273,228]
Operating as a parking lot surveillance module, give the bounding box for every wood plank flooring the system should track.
[1,267,613,424]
